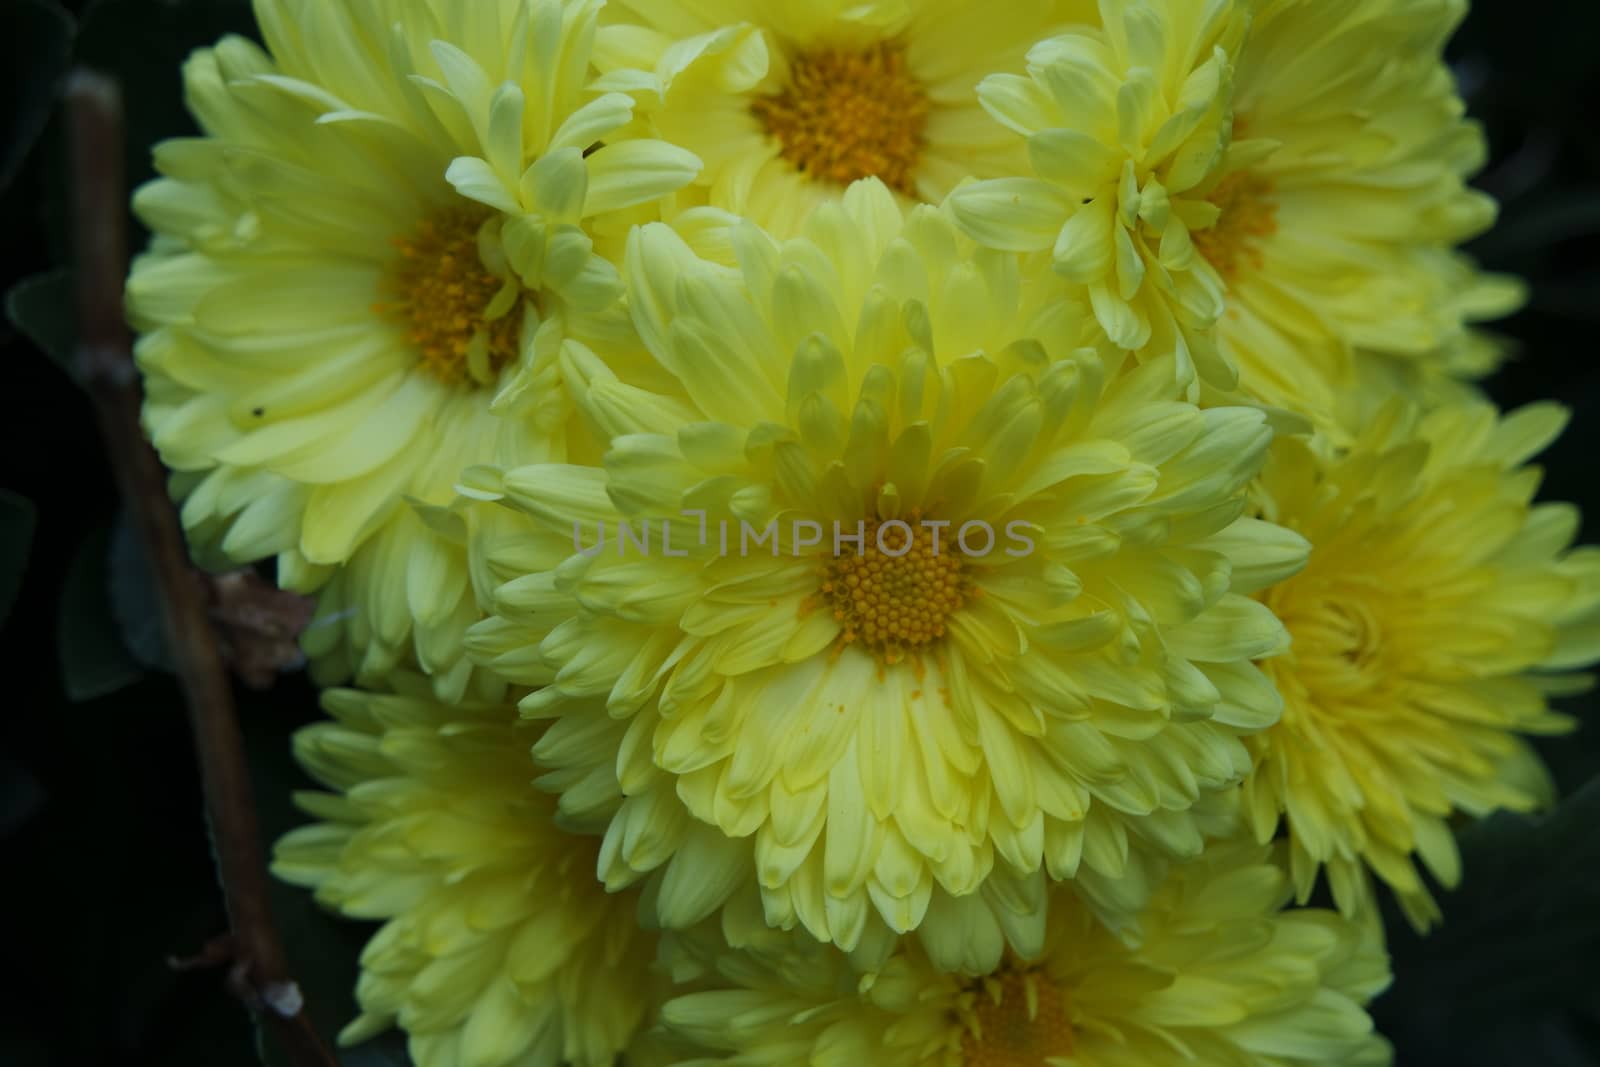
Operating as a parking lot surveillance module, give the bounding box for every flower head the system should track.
[1243,401,1600,927]
[949,0,1251,388]
[273,680,662,1067]
[126,0,701,698]
[658,842,1393,1067]
[592,0,1081,237]
[1207,0,1523,426]
[949,0,1520,427]
[467,179,1307,967]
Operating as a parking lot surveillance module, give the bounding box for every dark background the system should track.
[1,0,1598,1064]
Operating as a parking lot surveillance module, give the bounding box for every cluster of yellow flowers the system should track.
[126,1,1600,1064]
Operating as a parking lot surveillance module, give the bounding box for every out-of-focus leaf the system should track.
[4,270,75,382]
[57,527,145,701]
[0,1034,50,1067]
[0,0,74,193]
[109,512,174,673]
[329,1034,413,1067]
[0,488,37,625]
[1374,779,1600,1067]
[0,755,45,839]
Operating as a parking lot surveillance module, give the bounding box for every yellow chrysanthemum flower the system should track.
[1243,400,1600,929]
[950,0,1520,424]
[589,0,1086,238]
[273,679,663,1067]
[466,179,1308,968]
[1209,0,1522,424]
[657,841,1393,1066]
[126,0,701,698]
[948,0,1250,389]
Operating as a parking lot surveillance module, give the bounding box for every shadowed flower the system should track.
[1243,400,1600,927]
[273,680,664,1067]
[1206,0,1523,427]
[656,842,1393,1067]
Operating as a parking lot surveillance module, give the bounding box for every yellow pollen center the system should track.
[818,517,967,665]
[1194,170,1278,280]
[959,968,1074,1067]
[377,207,522,386]
[751,41,929,196]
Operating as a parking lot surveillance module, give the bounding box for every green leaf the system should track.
[0,488,37,625]
[0,1034,50,1067]
[337,1037,414,1067]
[109,513,175,672]
[0,0,75,193]
[358,1038,418,1066]
[1373,779,1600,1067]
[5,270,75,382]
[57,526,145,701]
[0,754,45,838]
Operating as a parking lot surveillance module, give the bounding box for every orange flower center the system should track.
[819,516,968,665]
[376,207,522,386]
[959,967,1075,1067]
[751,41,929,196]
[1194,170,1278,281]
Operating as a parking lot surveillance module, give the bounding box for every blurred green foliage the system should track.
[1375,781,1600,1067]
[2,0,1598,1065]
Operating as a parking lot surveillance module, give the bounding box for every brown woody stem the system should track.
[64,69,337,1067]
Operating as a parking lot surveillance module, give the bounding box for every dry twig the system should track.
[65,69,338,1067]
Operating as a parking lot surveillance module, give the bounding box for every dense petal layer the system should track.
[657,841,1393,1067]
[596,0,1082,238]
[272,680,662,1067]
[127,0,699,695]
[468,180,1305,957]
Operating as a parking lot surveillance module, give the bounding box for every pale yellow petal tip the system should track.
[336,1014,393,1049]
